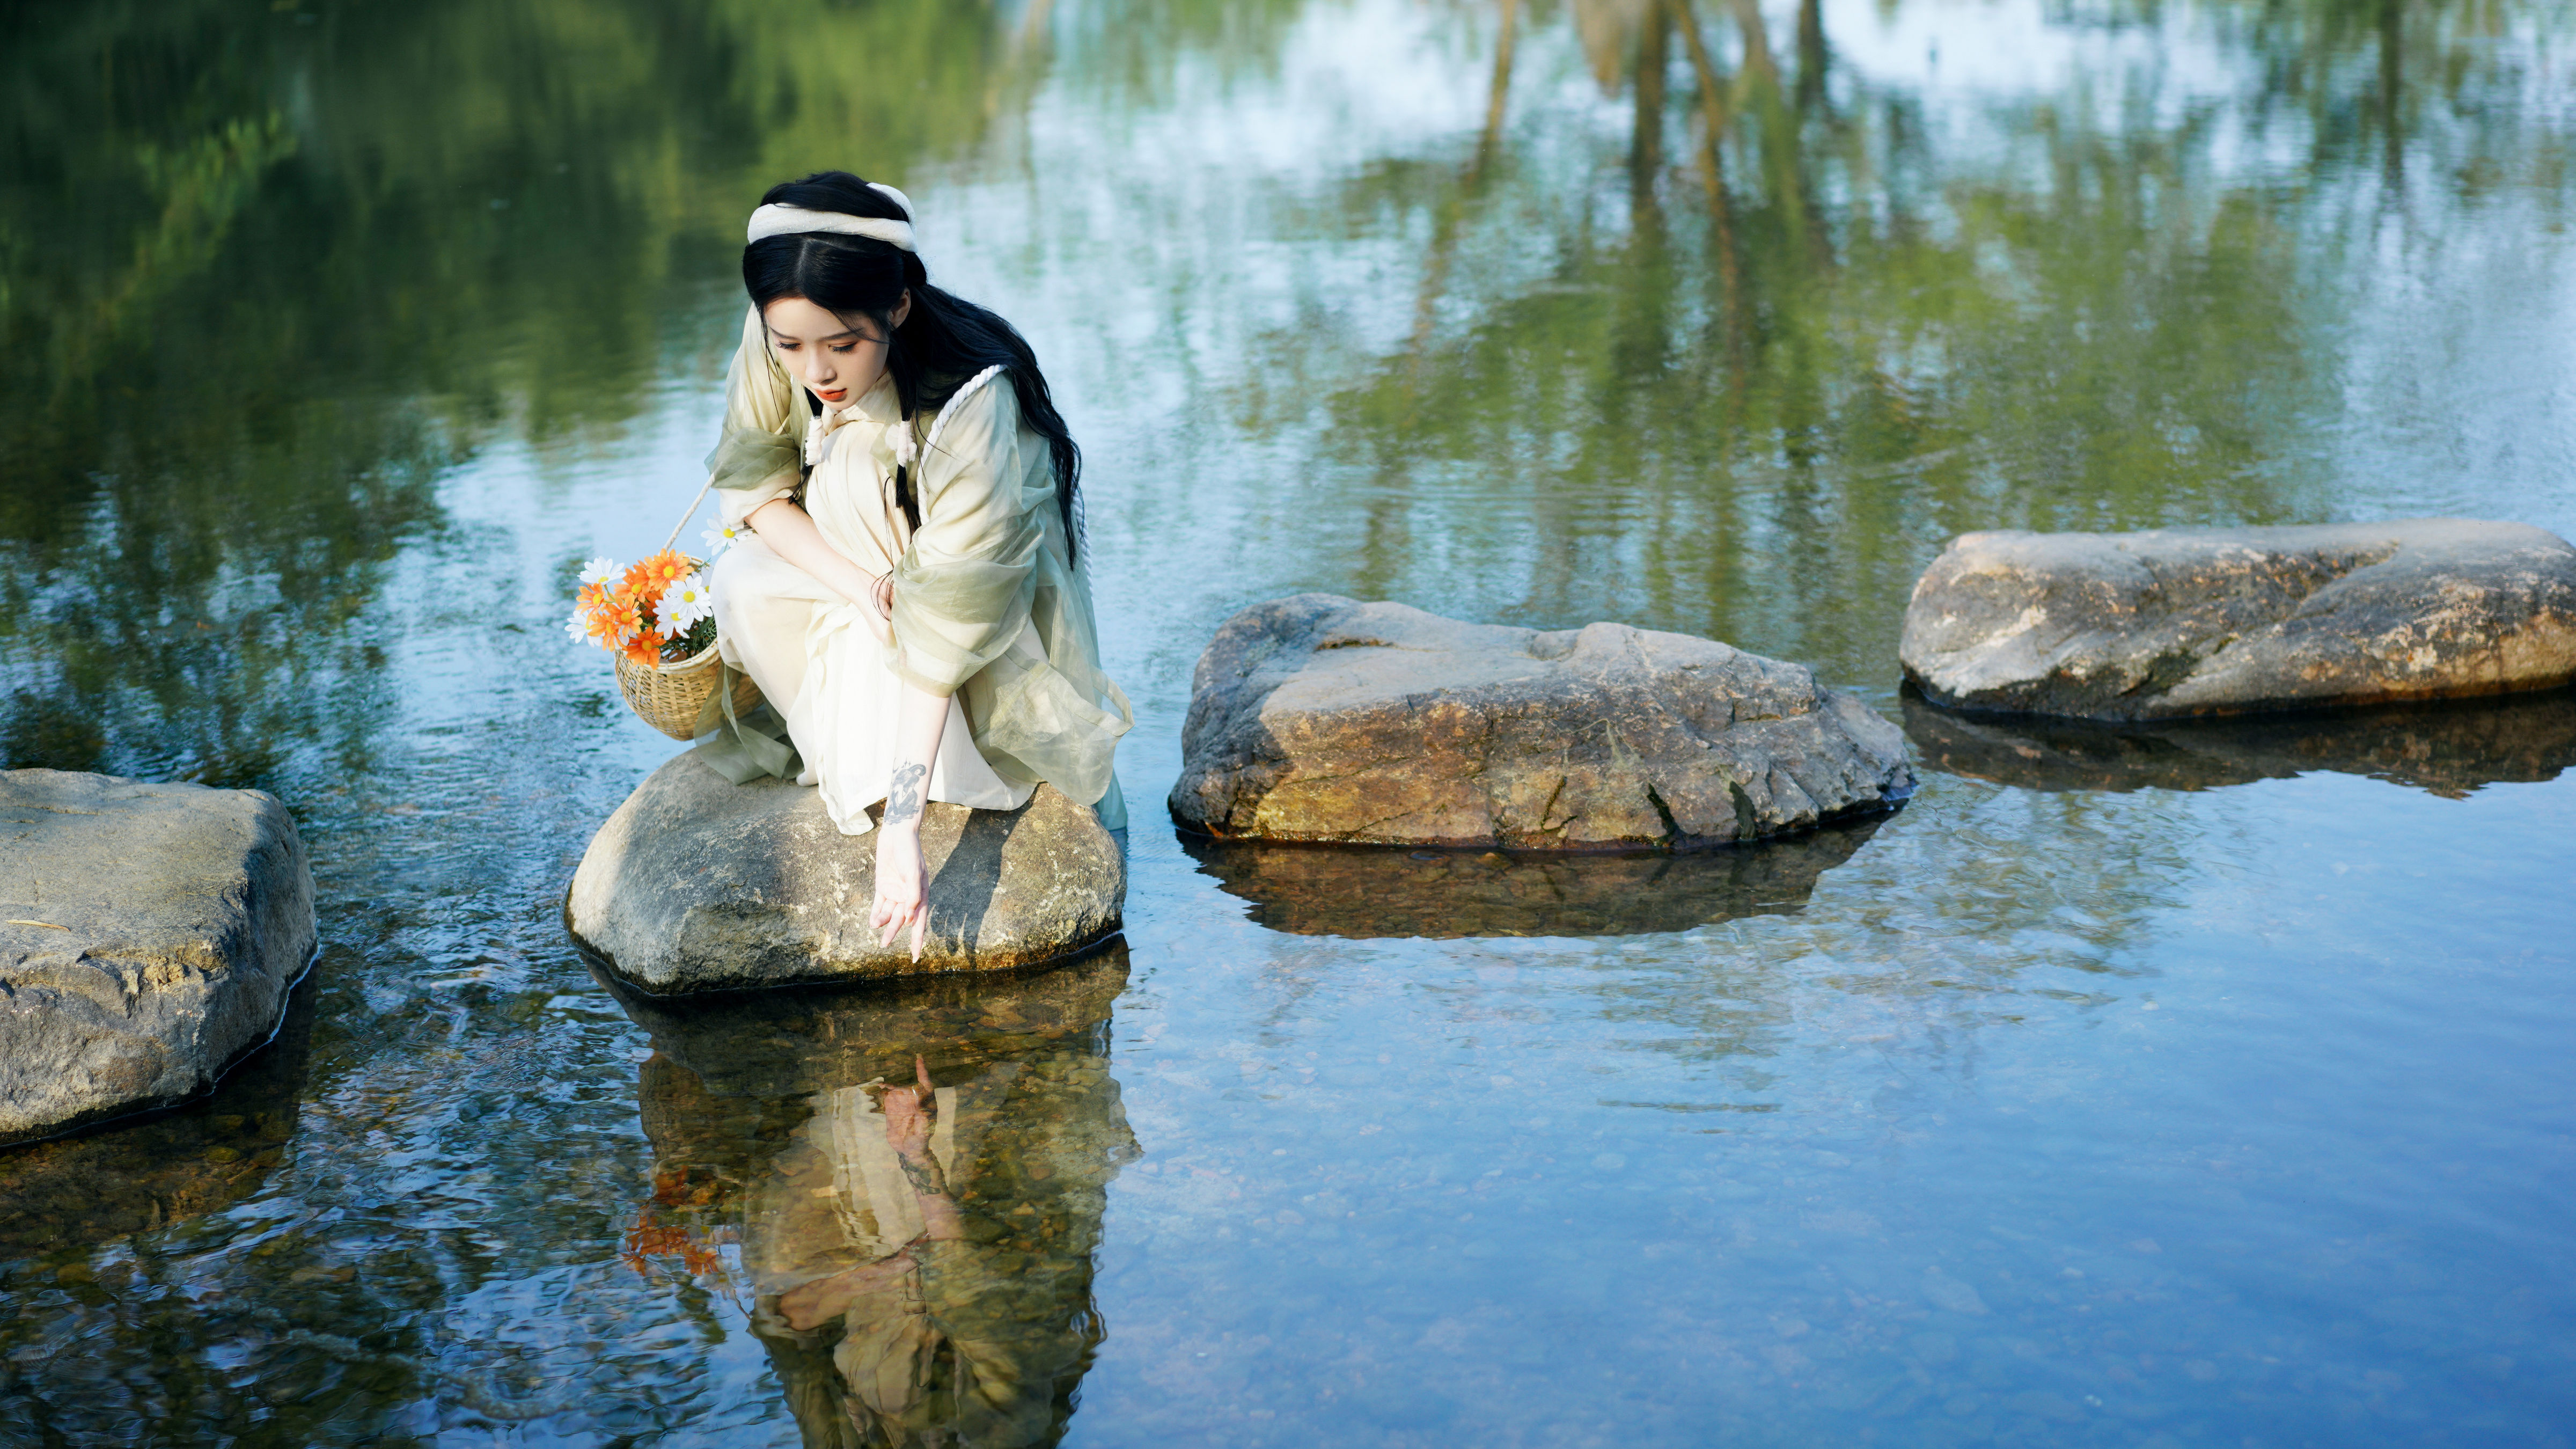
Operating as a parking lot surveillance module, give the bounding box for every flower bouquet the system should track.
[568,526,760,741]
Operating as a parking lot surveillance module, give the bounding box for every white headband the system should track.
[745,183,918,251]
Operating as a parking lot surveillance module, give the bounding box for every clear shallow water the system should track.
[3,0,2574,1443]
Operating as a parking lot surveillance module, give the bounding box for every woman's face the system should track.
[762,292,908,408]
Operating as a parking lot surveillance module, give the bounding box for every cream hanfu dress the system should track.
[702,306,1130,835]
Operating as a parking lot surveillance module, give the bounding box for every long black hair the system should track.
[743,170,1082,557]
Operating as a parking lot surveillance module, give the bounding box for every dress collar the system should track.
[805,374,907,467]
[819,374,902,431]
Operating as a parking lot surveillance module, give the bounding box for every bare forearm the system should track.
[882,682,950,832]
[897,1148,968,1241]
[869,601,952,958]
[747,497,877,605]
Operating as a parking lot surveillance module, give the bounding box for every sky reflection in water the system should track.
[0,0,2572,1442]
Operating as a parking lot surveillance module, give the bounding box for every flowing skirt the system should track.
[711,536,1032,836]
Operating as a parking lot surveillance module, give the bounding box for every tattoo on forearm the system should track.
[886,763,927,826]
[899,1148,949,1199]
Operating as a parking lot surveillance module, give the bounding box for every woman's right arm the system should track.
[748,497,894,639]
[709,307,895,634]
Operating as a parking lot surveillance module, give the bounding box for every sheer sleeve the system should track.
[887,373,1043,698]
[703,305,804,529]
[890,368,1132,812]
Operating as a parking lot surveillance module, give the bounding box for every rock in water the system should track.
[0,980,315,1256]
[566,752,1124,994]
[1169,595,1915,848]
[0,770,317,1146]
[1901,519,2576,720]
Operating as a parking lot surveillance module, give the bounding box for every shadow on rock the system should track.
[0,970,318,1260]
[599,946,1137,1448]
[1181,818,1888,940]
[1902,687,2576,799]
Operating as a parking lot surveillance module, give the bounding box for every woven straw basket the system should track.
[606,500,766,739]
[615,635,761,741]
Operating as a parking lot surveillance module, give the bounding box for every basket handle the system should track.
[660,478,716,557]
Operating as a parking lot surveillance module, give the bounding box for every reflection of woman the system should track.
[704,170,1131,955]
[744,1052,1134,1448]
[621,956,1136,1448]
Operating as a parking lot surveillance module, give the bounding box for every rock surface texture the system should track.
[0,770,317,1146]
[567,752,1124,994]
[1900,520,2576,720]
[1170,595,1916,849]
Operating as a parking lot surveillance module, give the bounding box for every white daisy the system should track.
[578,555,618,587]
[658,572,716,633]
[563,606,590,643]
[700,522,743,555]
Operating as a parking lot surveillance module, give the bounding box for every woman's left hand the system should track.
[872,819,928,961]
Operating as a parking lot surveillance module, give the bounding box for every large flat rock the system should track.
[0,770,317,1146]
[1169,595,1914,849]
[1900,519,2576,720]
[567,752,1124,994]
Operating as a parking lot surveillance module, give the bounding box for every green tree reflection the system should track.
[1237,0,2565,687]
[0,0,1026,784]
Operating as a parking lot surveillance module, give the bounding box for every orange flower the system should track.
[620,628,666,667]
[622,550,692,600]
[571,552,700,656]
[620,1207,732,1279]
[573,582,626,647]
[617,588,656,639]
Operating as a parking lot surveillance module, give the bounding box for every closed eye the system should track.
[770,333,882,354]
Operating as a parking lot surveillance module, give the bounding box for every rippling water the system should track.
[3,0,2573,1442]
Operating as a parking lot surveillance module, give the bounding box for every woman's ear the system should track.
[892,289,914,329]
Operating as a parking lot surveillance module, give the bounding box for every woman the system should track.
[704,171,1129,959]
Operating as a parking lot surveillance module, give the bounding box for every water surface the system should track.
[2,0,2573,1442]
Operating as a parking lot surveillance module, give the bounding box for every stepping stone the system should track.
[1,770,316,1146]
[1170,594,1914,850]
[1900,519,2576,720]
[568,753,1124,994]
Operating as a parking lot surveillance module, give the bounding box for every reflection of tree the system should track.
[0,976,437,1440]
[1222,0,2556,688]
[618,951,1137,1447]
[0,0,1028,783]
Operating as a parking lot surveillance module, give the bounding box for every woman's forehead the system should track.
[762,297,875,341]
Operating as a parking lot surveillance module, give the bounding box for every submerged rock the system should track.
[1170,594,1914,849]
[1185,816,1884,939]
[0,975,314,1256]
[0,770,317,1146]
[1900,519,2576,720]
[1902,688,2576,799]
[566,752,1124,994]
